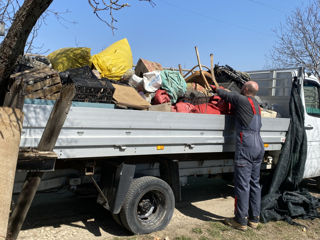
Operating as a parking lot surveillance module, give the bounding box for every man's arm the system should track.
[216,88,240,105]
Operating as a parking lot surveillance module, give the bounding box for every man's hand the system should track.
[210,85,217,93]
[210,85,227,93]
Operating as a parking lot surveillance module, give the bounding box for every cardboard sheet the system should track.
[112,84,151,110]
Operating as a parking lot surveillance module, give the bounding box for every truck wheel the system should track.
[119,176,175,234]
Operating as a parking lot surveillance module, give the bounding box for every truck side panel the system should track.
[20,103,290,159]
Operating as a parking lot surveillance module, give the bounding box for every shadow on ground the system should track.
[15,176,277,238]
[177,176,234,222]
[18,190,130,237]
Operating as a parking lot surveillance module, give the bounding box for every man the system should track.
[215,81,264,231]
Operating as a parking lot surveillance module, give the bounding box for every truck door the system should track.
[302,78,320,178]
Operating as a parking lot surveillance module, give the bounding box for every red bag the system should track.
[153,89,171,104]
[171,102,200,113]
[195,103,221,114]
[195,95,232,115]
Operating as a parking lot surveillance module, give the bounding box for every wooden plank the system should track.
[21,73,58,85]
[10,67,62,100]
[3,79,24,109]
[18,148,57,161]
[25,83,62,99]
[37,83,76,150]
[0,108,24,239]
[24,76,61,93]
[45,92,60,100]
[10,66,56,80]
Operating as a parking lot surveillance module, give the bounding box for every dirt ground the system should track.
[16,177,320,240]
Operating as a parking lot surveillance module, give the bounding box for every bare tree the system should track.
[0,0,53,105]
[271,0,320,80]
[0,0,46,53]
[0,0,154,105]
[88,0,155,33]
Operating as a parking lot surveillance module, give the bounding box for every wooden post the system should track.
[6,84,75,240]
[194,46,211,90]
[210,54,219,88]
[178,64,183,75]
[0,80,24,240]
[0,108,24,240]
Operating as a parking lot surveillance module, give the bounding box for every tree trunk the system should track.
[0,0,53,105]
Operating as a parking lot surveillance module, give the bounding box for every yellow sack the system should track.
[47,47,91,72]
[91,38,133,80]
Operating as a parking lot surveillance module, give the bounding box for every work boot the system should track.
[248,216,260,229]
[224,218,247,231]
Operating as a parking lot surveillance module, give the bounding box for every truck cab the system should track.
[247,68,320,179]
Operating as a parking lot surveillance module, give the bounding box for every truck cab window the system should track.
[304,80,320,117]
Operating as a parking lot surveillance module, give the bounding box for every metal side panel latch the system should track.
[185,144,195,150]
[115,145,127,151]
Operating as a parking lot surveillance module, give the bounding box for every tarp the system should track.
[160,70,187,103]
[260,78,320,223]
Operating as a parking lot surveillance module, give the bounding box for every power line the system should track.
[244,0,283,13]
[161,0,268,37]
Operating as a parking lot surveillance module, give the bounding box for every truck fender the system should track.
[99,163,135,214]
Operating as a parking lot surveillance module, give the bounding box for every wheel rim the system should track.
[136,190,166,226]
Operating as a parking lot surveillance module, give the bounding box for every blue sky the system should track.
[33,0,309,71]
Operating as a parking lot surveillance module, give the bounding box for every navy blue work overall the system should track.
[234,97,264,225]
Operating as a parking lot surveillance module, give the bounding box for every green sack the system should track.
[160,70,187,103]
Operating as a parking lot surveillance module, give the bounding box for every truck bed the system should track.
[20,101,290,159]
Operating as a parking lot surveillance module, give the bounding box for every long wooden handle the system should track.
[178,64,183,75]
[195,46,211,90]
[210,53,219,88]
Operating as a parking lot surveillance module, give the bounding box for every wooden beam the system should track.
[25,83,61,99]
[18,148,57,161]
[10,66,56,80]
[210,53,219,88]
[24,76,60,92]
[3,79,24,109]
[0,108,24,240]
[6,83,75,240]
[178,64,183,75]
[194,46,211,90]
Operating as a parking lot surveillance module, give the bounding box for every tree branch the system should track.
[270,0,320,80]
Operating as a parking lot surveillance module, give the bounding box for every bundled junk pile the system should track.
[10,38,277,117]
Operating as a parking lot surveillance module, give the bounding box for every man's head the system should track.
[240,81,259,96]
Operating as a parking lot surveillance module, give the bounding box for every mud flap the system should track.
[160,159,181,202]
[99,163,135,214]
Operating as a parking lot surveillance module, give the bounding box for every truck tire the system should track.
[119,176,175,234]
